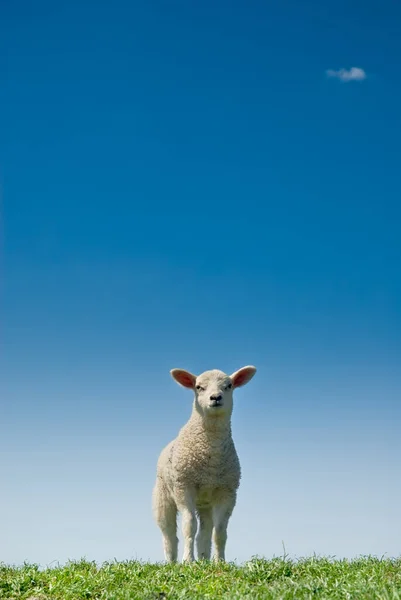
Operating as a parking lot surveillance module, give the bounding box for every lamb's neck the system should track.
[187,407,233,440]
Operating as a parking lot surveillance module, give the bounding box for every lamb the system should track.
[152,365,257,563]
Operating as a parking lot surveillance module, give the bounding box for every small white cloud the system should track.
[326,67,367,82]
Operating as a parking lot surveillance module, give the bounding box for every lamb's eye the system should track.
[196,385,204,392]
[225,383,232,390]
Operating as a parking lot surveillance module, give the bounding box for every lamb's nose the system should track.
[210,394,223,402]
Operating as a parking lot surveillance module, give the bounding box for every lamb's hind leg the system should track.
[196,507,213,560]
[152,479,178,562]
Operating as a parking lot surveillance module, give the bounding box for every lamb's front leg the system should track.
[176,489,197,562]
[196,507,213,560]
[212,495,236,562]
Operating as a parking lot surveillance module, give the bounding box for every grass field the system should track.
[1,557,400,599]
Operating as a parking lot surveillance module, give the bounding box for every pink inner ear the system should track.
[232,367,255,388]
[172,370,196,389]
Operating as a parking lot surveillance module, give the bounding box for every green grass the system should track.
[1,557,400,599]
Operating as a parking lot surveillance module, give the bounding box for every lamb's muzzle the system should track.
[152,365,257,563]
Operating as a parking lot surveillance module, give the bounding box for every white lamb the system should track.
[152,365,257,563]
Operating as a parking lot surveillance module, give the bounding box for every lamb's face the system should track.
[194,369,234,417]
[170,365,257,419]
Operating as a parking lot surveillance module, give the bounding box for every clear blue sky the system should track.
[1,0,400,565]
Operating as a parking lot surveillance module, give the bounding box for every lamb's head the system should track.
[170,366,256,419]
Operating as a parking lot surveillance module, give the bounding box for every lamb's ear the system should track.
[230,365,257,388]
[170,369,197,389]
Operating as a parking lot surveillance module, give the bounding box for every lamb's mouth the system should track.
[210,401,223,408]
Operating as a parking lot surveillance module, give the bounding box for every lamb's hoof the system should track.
[182,556,195,563]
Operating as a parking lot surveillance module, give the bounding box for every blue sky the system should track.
[1,0,400,565]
